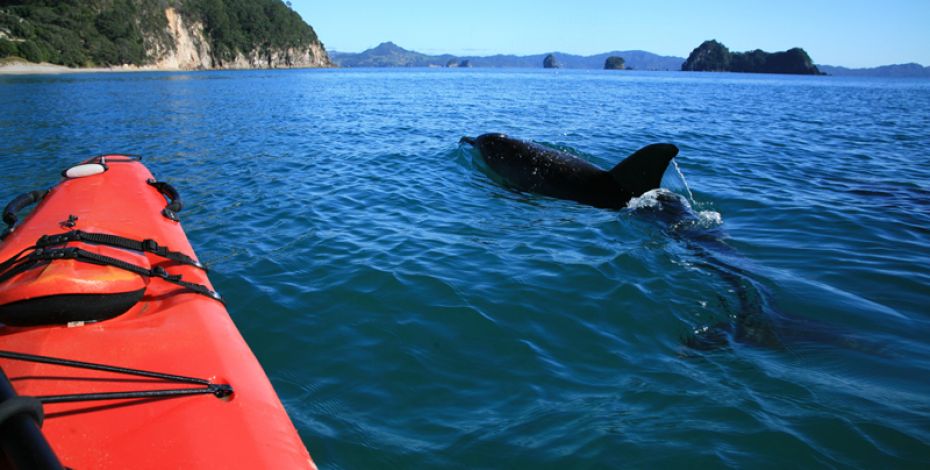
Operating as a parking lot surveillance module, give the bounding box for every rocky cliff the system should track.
[682,40,821,75]
[0,0,332,70]
[156,7,330,70]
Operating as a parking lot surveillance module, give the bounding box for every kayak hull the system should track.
[0,157,314,469]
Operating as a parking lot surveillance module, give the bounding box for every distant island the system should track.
[330,42,684,71]
[543,54,559,69]
[446,59,472,68]
[681,40,822,75]
[604,56,626,70]
[331,41,928,77]
[0,0,331,70]
[818,63,930,78]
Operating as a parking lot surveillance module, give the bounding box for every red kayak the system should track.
[0,155,314,469]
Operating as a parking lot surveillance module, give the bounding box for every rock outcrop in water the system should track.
[543,54,560,69]
[0,0,332,70]
[604,56,626,70]
[682,40,821,75]
[446,58,472,68]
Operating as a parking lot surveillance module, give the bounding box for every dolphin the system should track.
[460,133,678,209]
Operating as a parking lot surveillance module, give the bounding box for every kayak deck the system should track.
[0,157,313,468]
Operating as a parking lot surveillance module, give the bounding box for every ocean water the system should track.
[1,68,929,468]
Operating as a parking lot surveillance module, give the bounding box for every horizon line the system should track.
[326,42,929,69]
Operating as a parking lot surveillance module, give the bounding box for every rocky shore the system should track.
[0,2,333,72]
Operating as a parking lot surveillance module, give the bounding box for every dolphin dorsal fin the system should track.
[608,143,679,197]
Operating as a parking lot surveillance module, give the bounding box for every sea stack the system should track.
[604,56,626,70]
[543,54,560,69]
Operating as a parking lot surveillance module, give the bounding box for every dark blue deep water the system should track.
[2,69,930,468]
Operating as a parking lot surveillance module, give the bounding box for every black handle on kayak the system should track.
[147,179,182,222]
[1,190,48,240]
[0,368,64,470]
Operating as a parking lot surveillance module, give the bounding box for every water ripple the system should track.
[2,69,929,467]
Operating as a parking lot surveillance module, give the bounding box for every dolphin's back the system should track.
[468,133,677,209]
[477,136,619,207]
[495,139,600,183]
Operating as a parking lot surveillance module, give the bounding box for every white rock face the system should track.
[154,8,213,70]
[151,7,333,71]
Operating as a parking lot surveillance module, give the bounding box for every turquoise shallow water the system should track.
[2,69,930,467]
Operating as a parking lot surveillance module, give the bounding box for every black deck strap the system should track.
[0,247,222,304]
[0,246,36,274]
[37,230,206,270]
[0,350,233,403]
[0,396,44,427]
[0,256,43,284]
[146,179,182,222]
[72,248,221,303]
[0,350,210,384]
[36,385,232,404]
[149,265,222,302]
[1,189,49,240]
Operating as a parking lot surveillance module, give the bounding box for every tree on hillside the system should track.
[0,0,321,67]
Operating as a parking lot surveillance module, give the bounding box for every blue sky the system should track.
[290,1,929,68]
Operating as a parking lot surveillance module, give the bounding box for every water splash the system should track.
[627,188,672,211]
[697,210,723,226]
[627,188,722,229]
[674,162,722,227]
[673,160,696,206]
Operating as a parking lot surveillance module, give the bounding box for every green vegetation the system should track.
[682,39,822,75]
[0,0,321,67]
[180,0,319,64]
[0,56,25,65]
[604,56,625,70]
[0,0,170,67]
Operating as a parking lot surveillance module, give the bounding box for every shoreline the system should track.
[0,60,176,75]
[0,59,337,75]
[4,60,928,79]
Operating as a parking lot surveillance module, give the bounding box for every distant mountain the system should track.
[331,41,930,77]
[818,63,930,78]
[329,42,455,67]
[331,42,684,70]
